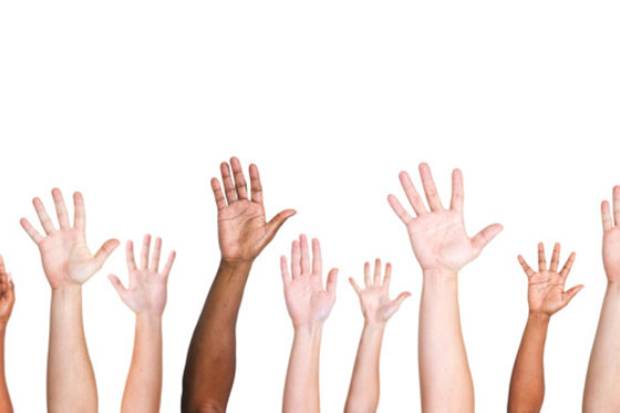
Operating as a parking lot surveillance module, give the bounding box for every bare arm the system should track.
[20,188,118,413]
[0,256,15,413]
[388,163,502,412]
[509,243,582,413]
[182,157,294,413]
[109,236,176,413]
[345,260,409,413]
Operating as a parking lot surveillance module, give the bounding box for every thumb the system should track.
[108,274,128,301]
[563,284,584,306]
[385,291,411,319]
[94,239,120,269]
[471,223,503,253]
[265,209,296,243]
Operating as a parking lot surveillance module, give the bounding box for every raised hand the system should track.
[213,157,296,264]
[602,185,620,282]
[20,188,119,288]
[109,235,176,316]
[349,259,410,325]
[388,163,502,274]
[280,235,338,328]
[0,256,14,325]
[518,243,583,316]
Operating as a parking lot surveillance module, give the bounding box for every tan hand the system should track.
[20,188,119,288]
[349,259,410,325]
[280,235,338,328]
[109,235,176,316]
[518,243,583,316]
[212,157,296,264]
[0,256,15,325]
[601,186,620,282]
[388,163,502,274]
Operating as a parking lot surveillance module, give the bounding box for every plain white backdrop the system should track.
[1,1,620,411]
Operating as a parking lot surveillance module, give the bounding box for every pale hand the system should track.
[212,157,295,263]
[280,235,338,328]
[602,186,620,282]
[20,189,119,288]
[109,235,176,317]
[0,256,15,325]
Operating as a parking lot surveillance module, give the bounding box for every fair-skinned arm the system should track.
[584,185,620,412]
[20,188,119,413]
[281,235,338,413]
[387,163,502,413]
[109,235,176,413]
[508,243,583,413]
[182,157,295,413]
[0,256,15,413]
[344,259,410,413]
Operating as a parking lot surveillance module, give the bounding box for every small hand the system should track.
[349,259,410,325]
[0,256,15,325]
[20,188,119,288]
[601,186,620,282]
[108,235,176,316]
[518,243,583,316]
[212,157,296,264]
[280,235,338,328]
[388,163,502,274]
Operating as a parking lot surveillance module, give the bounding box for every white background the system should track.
[1,1,619,412]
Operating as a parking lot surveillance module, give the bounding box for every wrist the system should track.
[136,312,163,327]
[528,311,551,324]
[422,269,459,286]
[363,321,387,333]
[51,283,82,298]
[293,321,324,337]
[219,257,253,272]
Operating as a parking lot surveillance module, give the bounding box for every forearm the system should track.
[418,271,473,413]
[0,326,12,413]
[182,259,252,412]
[508,313,549,413]
[345,323,385,413]
[48,286,97,413]
[283,324,323,413]
[584,283,620,412]
[121,315,162,413]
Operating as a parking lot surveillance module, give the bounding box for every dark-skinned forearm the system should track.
[181,259,253,413]
[0,325,12,413]
[508,313,549,413]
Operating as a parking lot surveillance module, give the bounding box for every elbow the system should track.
[181,399,226,413]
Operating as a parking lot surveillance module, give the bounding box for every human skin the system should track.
[508,243,583,413]
[280,234,338,413]
[20,188,119,413]
[0,256,15,413]
[387,163,502,413]
[583,185,620,412]
[109,235,176,413]
[344,259,410,413]
[181,157,295,413]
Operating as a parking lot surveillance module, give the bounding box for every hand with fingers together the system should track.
[281,235,338,413]
[345,259,410,413]
[0,256,15,413]
[110,235,176,413]
[509,242,583,413]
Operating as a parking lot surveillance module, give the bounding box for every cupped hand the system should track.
[20,188,119,289]
[518,243,583,316]
[108,235,176,317]
[280,235,338,328]
[602,186,620,282]
[0,256,15,324]
[349,259,410,325]
[212,157,296,264]
[388,163,502,274]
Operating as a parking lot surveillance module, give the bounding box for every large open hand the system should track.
[280,235,338,328]
[518,243,583,316]
[212,157,296,264]
[349,259,410,325]
[108,235,176,316]
[388,163,502,274]
[602,186,620,282]
[0,256,15,325]
[20,188,119,288]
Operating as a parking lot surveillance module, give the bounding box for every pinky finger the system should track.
[20,218,44,244]
[349,277,361,294]
[387,195,413,224]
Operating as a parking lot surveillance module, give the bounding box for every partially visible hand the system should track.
[349,259,410,325]
[0,256,15,325]
[518,243,583,316]
[602,186,620,282]
[109,235,176,317]
[280,235,338,328]
[212,157,296,264]
[388,163,502,274]
[20,188,119,289]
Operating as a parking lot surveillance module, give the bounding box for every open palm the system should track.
[20,188,119,288]
[280,235,338,327]
[0,256,15,324]
[388,163,502,274]
[518,243,583,316]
